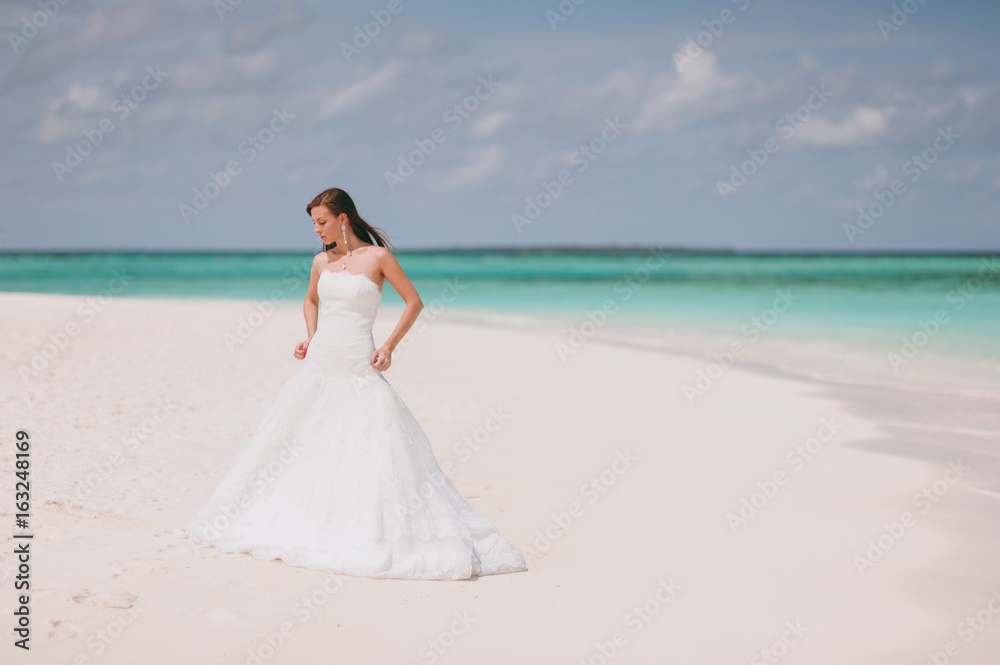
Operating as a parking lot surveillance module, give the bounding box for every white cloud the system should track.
[470,111,509,139]
[34,83,106,143]
[798,51,820,71]
[927,56,956,81]
[591,61,647,102]
[959,85,995,107]
[169,49,277,93]
[428,145,502,190]
[226,0,303,51]
[180,94,262,128]
[67,0,161,54]
[633,51,739,134]
[792,106,893,147]
[855,166,891,190]
[943,160,983,183]
[315,60,405,121]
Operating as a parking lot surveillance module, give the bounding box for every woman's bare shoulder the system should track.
[366,245,396,269]
[364,244,391,258]
[312,251,331,271]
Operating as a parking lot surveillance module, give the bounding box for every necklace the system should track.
[338,250,351,270]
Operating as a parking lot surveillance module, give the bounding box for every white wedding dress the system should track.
[184,268,527,580]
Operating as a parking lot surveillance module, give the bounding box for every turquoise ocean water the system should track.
[1,251,998,361]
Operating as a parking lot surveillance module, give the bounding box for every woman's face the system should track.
[311,205,346,246]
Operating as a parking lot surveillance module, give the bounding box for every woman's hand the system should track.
[293,338,311,360]
[371,345,392,371]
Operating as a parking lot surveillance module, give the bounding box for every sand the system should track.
[1,291,999,664]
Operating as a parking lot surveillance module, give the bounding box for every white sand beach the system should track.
[1,291,999,664]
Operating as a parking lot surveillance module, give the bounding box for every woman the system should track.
[184,188,527,580]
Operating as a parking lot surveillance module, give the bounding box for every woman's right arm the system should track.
[294,255,323,359]
[303,263,320,339]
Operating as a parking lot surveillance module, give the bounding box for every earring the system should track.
[341,223,348,247]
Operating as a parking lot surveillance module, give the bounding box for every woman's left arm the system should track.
[371,248,424,371]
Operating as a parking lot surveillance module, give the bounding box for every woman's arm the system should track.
[294,255,323,360]
[303,259,321,338]
[371,248,423,370]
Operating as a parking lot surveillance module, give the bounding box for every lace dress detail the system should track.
[184,269,527,580]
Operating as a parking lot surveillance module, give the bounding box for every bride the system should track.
[184,188,527,580]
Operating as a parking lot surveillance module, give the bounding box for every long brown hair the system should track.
[306,188,396,254]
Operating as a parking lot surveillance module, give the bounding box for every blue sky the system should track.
[0,0,997,252]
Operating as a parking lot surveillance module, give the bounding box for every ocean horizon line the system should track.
[1,246,998,257]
